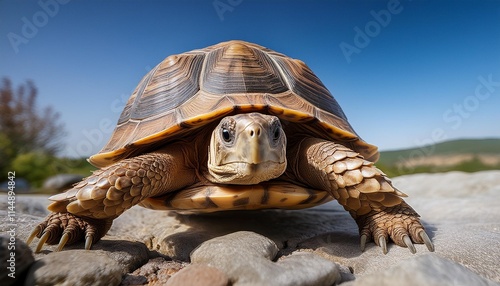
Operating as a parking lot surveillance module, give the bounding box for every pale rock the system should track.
[90,239,150,273]
[0,235,35,286]
[122,257,187,285]
[343,254,498,286]
[24,250,122,286]
[191,231,340,286]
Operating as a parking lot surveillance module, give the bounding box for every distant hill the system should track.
[377,138,500,177]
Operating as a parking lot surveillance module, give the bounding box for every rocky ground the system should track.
[1,171,500,286]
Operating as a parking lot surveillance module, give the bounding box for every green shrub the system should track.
[11,152,58,187]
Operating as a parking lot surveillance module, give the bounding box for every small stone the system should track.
[93,240,150,273]
[151,267,180,286]
[166,264,229,286]
[191,231,340,286]
[25,250,122,286]
[130,257,186,285]
[158,230,216,261]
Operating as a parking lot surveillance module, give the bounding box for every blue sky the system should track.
[1,0,499,158]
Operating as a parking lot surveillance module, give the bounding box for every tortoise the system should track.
[28,40,434,254]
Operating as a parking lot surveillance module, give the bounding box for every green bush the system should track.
[11,152,58,187]
[10,152,95,188]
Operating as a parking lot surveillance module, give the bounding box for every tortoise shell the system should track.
[89,40,378,168]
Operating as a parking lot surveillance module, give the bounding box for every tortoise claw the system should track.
[420,231,435,252]
[56,233,70,252]
[28,212,112,252]
[378,236,388,255]
[85,234,94,250]
[26,226,42,246]
[36,231,51,253]
[403,235,416,254]
[356,202,434,254]
[360,234,368,252]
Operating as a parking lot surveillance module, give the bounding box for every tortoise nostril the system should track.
[249,127,261,137]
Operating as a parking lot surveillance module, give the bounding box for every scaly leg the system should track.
[287,138,434,254]
[27,147,196,252]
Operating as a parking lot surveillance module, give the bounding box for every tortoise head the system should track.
[207,112,287,185]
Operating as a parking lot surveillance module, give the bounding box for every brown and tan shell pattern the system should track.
[89,40,378,168]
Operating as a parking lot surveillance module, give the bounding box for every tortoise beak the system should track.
[243,122,264,164]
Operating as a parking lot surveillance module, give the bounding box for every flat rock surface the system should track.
[25,250,123,286]
[191,231,340,286]
[1,170,499,285]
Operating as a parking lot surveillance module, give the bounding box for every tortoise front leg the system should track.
[288,138,434,254]
[27,212,114,252]
[27,148,197,252]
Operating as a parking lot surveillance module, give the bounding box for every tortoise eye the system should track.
[221,128,232,143]
[271,121,282,142]
[273,128,280,141]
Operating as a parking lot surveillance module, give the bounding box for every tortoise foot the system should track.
[356,203,434,254]
[26,212,112,252]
